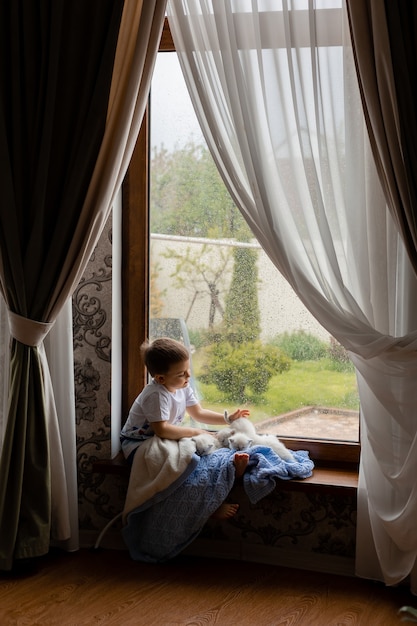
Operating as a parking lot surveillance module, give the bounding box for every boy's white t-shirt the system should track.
[120,379,199,459]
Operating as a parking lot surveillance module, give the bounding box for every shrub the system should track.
[188,329,206,350]
[327,337,355,372]
[272,330,328,361]
[202,341,291,402]
[223,247,261,345]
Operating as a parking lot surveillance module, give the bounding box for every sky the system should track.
[150,52,205,152]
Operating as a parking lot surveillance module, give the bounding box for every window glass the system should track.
[149,51,359,442]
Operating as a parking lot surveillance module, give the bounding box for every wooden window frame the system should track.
[121,18,360,470]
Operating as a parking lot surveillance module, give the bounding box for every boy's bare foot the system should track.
[211,503,239,520]
[233,452,249,478]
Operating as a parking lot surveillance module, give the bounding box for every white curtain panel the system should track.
[167,0,417,589]
[44,299,79,551]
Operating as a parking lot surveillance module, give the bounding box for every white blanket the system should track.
[122,436,197,523]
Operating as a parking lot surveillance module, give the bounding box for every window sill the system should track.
[93,448,359,496]
[278,465,358,496]
[280,436,360,465]
[93,451,130,476]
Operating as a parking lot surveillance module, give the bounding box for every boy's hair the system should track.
[141,337,190,377]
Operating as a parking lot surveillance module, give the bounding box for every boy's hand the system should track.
[228,408,250,423]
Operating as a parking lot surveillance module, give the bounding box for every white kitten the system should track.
[231,417,294,461]
[216,426,235,448]
[230,417,257,438]
[255,433,294,462]
[228,432,253,451]
[191,432,219,456]
[179,437,199,457]
[218,418,256,451]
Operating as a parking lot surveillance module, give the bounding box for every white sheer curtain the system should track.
[168,0,417,589]
[44,300,79,551]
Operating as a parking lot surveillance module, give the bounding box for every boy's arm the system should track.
[187,404,250,425]
[152,419,207,440]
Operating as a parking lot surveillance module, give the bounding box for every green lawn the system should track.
[193,359,359,425]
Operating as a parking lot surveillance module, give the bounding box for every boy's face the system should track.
[155,359,191,392]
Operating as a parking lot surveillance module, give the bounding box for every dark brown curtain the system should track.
[0,0,124,570]
[0,0,167,569]
[346,0,417,273]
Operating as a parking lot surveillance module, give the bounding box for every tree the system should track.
[163,244,233,327]
[151,142,252,241]
[223,246,261,344]
[151,141,260,336]
[149,260,166,318]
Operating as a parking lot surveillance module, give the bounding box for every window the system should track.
[122,18,360,466]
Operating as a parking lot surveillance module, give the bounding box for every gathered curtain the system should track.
[167,0,417,590]
[347,0,417,275]
[345,0,417,587]
[0,0,167,569]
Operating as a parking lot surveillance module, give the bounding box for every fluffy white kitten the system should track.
[179,437,200,457]
[229,417,257,437]
[217,419,255,450]
[228,432,253,451]
[191,432,219,456]
[229,417,294,462]
[216,426,235,448]
[254,433,294,462]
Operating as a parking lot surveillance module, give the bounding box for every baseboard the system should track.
[79,529,126,551]
[183,538,355,577]
[79,529,355,577]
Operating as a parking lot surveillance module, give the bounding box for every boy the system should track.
[120,337,250,517]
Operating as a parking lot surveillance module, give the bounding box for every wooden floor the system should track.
[0,548,414,625]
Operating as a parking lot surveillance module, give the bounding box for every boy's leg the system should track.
[210,453,250,520]
[211,503,239,520]
[233,452,249,478]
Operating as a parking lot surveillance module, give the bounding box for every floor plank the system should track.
[0,548,414,625]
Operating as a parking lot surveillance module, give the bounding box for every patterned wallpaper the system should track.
[73,215,356,572]
[195,484,356,572]
[73,215,126,536]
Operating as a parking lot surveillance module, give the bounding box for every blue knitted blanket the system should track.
[122,445,313,563]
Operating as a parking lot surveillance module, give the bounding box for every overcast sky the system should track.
[150,52,205,152]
